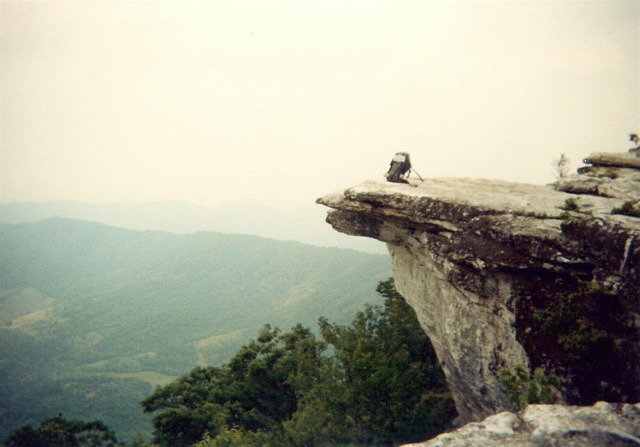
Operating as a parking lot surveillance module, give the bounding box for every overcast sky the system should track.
[1,0,638,209]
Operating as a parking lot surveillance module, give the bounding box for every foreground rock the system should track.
[317,150,640,425]
[403,402,640,447]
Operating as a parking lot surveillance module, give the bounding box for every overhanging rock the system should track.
[317,153,640,425]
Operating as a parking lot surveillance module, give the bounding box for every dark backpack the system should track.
[386,152,411,183]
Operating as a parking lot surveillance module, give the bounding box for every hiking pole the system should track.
[411,168,424,181]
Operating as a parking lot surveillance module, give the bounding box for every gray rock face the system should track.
[317,151,640,425]
[403,402,640,447]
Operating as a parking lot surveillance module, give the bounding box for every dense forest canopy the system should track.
[140,279,456,447]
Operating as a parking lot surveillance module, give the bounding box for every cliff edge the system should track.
[317,149,640,426]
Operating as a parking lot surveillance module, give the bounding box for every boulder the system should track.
[403,402,640,447]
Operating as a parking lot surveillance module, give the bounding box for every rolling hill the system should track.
[0,218,391,442]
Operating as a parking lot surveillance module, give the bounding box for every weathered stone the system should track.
[555,174,602,195]
[556,166,640,200]
[556,150,640,200]
[317,153,640,427]
[583,151,640,169]
[403,402,640,447]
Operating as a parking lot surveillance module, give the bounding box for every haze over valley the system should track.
[0,200,386,254]
[0,215,390,442]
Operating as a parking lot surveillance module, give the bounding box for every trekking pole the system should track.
[411,168,424,181]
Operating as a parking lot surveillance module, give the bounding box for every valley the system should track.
[0,217,391,442]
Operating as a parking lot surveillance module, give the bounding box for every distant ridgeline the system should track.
[0,218,390,443]
[0,200,387,254]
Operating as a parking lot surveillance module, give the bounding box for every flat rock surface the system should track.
[320,177,634,223]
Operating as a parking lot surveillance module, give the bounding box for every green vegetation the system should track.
[3,414,121,447]
[532,282,611,361]
[498,366,561,410]
[611,200,640,217]
[512,198,584,219]
[0,218,390,443]
[561,197,580,212]
[524,280,633,404]
[513,210,559,219]
[141,279,456,446]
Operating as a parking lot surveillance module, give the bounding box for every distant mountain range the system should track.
[0,217,391,442]
[0,200,386,254]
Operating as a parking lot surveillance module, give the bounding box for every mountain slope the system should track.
[0,200,387,253]
[0,218,390,442]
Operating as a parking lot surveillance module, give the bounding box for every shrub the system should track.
[561,197,580,212]
[498,365,561,410]
[611,201,640,218]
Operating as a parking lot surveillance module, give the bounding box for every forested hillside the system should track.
[140,280,455,447]
[0,218,390,442]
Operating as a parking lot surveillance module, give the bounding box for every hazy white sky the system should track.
[1,0,638,208]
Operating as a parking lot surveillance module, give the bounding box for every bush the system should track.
[611,201,640,217]
[561,197,580,212]
[498,366,561,410]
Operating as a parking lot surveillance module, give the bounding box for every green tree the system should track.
[140,365,228,446]
[141,279,456,446]
[141,324,326,446]
[291,279,455,446]
[2,414,120,447]
[498,365,561,410]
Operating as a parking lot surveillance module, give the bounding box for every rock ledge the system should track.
[318,150,640,425]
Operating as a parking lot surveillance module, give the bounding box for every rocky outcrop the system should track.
[555,149,640,200]
[317,149,640,426]
[404,402,640,447]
